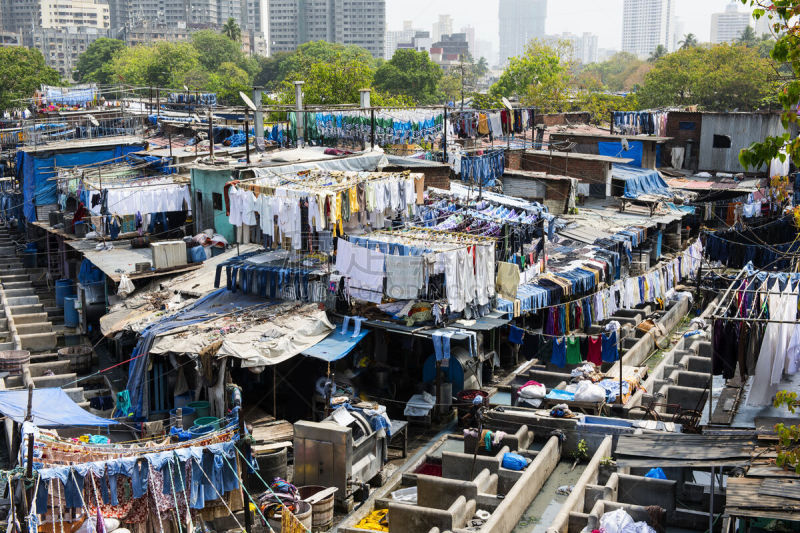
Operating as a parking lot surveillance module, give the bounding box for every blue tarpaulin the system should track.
[598,141,643,167]
[612,164,672,199]
[0,388,116,427]
[21,144,144,221]
[302,328,370,362]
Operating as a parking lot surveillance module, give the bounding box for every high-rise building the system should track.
[460,25,476,57]
[498,0,547,63]
[385,29,415,60]
[105,1,264,36]
[431,14,452,43]
[621,0,673,59]
[268,0,385,58]
[40,0,110,29]
[475,39,495,65]
[671,17,684,51]
[711,2,752,43]
[26,26,106,81]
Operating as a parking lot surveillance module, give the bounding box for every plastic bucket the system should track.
[188,400,211,418]
[64,296,79,327]
[188,424,214,438]
[267,501,312,532]
[55,279,76,308]
[299,485,334,531]
[170,406,196,429]
[192,416,220,430]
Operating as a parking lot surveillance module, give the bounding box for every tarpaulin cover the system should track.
[612,164,672,199]
[0,388,116,427]
[123,288,235,418]
[150,300,335,368]
[599,141,643,167]
[302,328,370,362]
[22,144,144,221]
[251,149,387,180]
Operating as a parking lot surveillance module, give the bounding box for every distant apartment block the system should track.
[268,0,385,58]
[499,0,547,63]
[622,0,673,58]
[711,2,752,43]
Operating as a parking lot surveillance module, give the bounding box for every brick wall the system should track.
[521,153,609,185]
[505,149,525,170]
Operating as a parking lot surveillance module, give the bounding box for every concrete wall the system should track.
[190,167,235,243]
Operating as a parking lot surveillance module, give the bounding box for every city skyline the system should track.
[387,0,753,61]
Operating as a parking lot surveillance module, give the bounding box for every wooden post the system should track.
[168,132,173,160]
[208,109,214,159]
[156,89,160,118]
[442,106,447,161]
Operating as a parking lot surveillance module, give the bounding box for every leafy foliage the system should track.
[0,47,61,110]
[637,43,777,111]
[110,42,202,89]
[578,52,649,92]
[774,390,800,473]
[577,92,639,125]
[75,38,125,84]
[222,18,241,42]
[489,39,573,112]
[738,0,800,169]
[191,31,255,75]
[374,49,443,105]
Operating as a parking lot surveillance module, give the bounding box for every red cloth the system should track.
[587,336,602,365]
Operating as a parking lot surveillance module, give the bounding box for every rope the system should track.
[166,458,184,533]
[232,446,310,532]
[220,453,275,533]
[69,469,92,525]
[55,478,64,533]
[172,452,194,533]
[147,463,165,533]
[192,456,246,532]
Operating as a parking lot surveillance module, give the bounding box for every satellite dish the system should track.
[192,113,201,123]
[621,138,630,151]
[240,92,257,112]
[86,114,99,127]
[501,97,513,111]
[183,85,189,92]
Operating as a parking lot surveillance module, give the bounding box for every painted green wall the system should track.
[190,168,235,243]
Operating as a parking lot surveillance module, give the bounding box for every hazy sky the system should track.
[387,0,749,52]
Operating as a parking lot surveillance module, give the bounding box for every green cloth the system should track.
[566,337,583,364]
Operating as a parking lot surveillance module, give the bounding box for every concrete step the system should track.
[29,352,59,363]
[11,312,49,325]
[16,323,54,336]
[18,331,57,351]
[28,359,72,377]
[9,304,45,315]
[31,372,78,388]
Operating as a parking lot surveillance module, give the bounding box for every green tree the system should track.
[373,49,443,105]
[222,17,241,42]
[581,51,649,92]
[577,92,639,125]
[489,39,573,112]
[648,45,667,63]
[75,38,125,83]
[278,55,375,105]
[253,51,292,89]
[738,0,800,170]
[773,391,800,473]
[474,57,489,79]
[678,33,698,49]
[738,25,758,46]
[110,42,202,88]
[208,62,251,104]
[438,70,463,103]
[191,30,244,72]
[637,43,776,111]
[0,47,60,110]
[279,41,377,81]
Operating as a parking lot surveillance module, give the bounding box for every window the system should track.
[212,192,222,210]
[678,121,696,131]
[712,134,731,149]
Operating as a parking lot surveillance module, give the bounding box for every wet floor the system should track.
[513,461,585,533]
